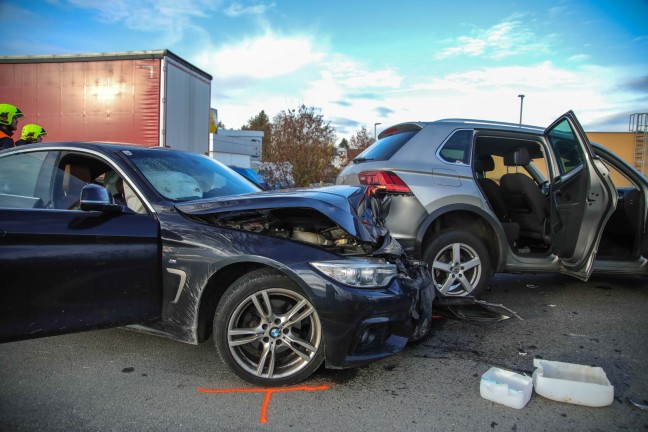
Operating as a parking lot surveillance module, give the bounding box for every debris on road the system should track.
[627,398,648,410]
[433,296,523,323]
[532,359,614,407]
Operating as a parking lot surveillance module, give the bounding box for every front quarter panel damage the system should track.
[140,187,435,358]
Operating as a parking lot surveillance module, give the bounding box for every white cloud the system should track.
[569,54,590,62]
[316,55,403,90]
[197,33,324,79]
[63,0,220,46]
[223,2,274,17]
[412,62,584,92]
[212,53,641,139]
[203,46,405,135]
[373,62,638,132]
[433,18,550,60]
[66,0,218,30]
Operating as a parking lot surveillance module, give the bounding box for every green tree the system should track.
[339,138,349,149]
[266,105,337,187]
[242,110,273,159]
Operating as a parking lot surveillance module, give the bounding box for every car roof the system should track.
[435,118,545,133]
[379,119,545,139]
[2,141,177,155]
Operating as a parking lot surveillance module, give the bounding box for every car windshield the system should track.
[122,149,261,202]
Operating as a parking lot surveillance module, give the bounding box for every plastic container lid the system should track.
[480,367,533,409]
[532,359,614,407]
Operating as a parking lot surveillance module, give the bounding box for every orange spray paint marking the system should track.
[198,384,331,424]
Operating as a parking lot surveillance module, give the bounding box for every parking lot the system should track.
[1,272,647,431]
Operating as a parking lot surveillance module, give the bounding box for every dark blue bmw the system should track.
[0,142,433,386]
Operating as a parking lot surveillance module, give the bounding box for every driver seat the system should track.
[500,147,549,243]
[58,163,92,209]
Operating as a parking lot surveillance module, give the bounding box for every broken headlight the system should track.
[310,259,397,288]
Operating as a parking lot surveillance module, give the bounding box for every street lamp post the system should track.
[518,94,525,125]
[374,122,382,140]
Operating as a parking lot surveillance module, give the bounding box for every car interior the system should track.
[473,135,553,256]
[594,155,645,260]
[53,154,147,213]
[473,134,645,261]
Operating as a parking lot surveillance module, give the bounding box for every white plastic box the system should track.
[532,359,614,407]
[480,367,533,409]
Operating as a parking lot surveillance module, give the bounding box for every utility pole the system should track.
[374,122,382,140]
[518,94,525,125]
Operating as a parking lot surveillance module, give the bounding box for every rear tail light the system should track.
[358,171,412,194]
[381,126,399,137]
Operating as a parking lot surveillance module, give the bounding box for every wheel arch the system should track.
[415,204,508,273]
[194,258,313,343]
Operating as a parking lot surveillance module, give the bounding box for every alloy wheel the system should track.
[226,288,322,380]
[431,242,482,296]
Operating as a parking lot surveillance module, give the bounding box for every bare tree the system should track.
[349,125,375,150]
[265,105,337,187]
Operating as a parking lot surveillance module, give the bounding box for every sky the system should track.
[2,0,647,141]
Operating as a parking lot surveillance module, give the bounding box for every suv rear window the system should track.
[354,130,418,162]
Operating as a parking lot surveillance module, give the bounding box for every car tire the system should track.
[423,230,491,297]
[213,269,325,386]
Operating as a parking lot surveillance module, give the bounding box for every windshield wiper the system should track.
[352,157,374,164]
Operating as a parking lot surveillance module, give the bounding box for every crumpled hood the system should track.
[175,185,390,245]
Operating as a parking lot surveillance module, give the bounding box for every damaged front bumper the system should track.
[299,255,434,370]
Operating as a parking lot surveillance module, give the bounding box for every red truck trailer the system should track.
[0,50,212,154]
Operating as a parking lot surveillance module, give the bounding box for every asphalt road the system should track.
[1,272,647,431]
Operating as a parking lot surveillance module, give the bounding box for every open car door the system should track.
[545,111,617,280]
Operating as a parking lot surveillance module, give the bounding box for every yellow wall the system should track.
[586,132,642,186]
[587,132,645,176]
[483,132,645,186]
[487,155,549,184]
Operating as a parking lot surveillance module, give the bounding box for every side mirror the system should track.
[79,184,123,212]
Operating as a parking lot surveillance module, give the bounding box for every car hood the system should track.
[175,185,398,251]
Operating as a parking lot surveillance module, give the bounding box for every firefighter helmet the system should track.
[0,104,24,127]
[21,124,47,142]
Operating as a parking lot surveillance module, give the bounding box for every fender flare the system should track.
[414,203,509,271]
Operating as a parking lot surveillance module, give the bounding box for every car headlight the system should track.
[310,259,397,288]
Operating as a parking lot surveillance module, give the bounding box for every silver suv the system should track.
[337,111,648,297]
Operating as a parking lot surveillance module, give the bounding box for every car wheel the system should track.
[423,230,491,297]
[214,269,325,386]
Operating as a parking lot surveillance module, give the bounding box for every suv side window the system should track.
[547,119,585,174]
[438,130,473,164]
[0,151,56,209]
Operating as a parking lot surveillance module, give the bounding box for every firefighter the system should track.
[16,124,47,146]
[0,103,24,149]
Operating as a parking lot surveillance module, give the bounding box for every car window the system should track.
[0,151,55,209]
[99,170,148,214]
[354,130,418,162]
[438,129,473,164]
[53,154,145,211]
[547,119,585,175]
[123,149,260,202]
[487,152,549,184]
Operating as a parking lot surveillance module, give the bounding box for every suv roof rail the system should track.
[435,118,544,131]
